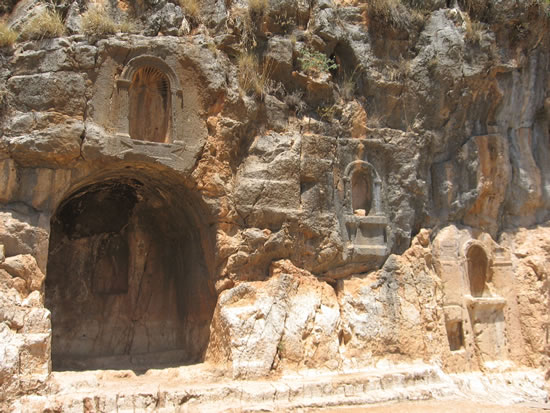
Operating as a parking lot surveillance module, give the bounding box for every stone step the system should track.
[12,364,547,413]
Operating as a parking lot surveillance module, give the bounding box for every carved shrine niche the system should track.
[462,242,508,362]
[343,160,387,259]
[443,305,464,352]
[115,55,183,143]
[466,244,489,297]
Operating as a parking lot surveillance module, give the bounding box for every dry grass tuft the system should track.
[81,6,136,37]
[458,0,492,21]
[248,0,268,16]
[238,53,260,95]
[20,9,65,40]
[465,16,485,44]
[0,83,7,107]
[81,6,118,36]
[230,6,257,50]
[180,0,200,21]
[237,52,273,98]
[117,19,137,34]
[0,22,18,47]
[367,0,422,30]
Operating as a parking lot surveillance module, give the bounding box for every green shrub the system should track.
[0,23,17,47]
[20,9,65,40]
[298,47,338,76]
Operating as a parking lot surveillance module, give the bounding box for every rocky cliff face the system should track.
[0,0,549,408]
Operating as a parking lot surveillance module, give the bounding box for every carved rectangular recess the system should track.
[446,320,464,351]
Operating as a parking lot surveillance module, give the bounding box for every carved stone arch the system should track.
[115,55,184,143]
[462,241,491,297]
[340,160,387,263]
[119,55,183,91]
[344,160,382,216]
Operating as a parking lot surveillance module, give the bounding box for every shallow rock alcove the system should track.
[45,175,215,371]
[129,66,171,142]
[467,244,489,297]
[351,167,373,215]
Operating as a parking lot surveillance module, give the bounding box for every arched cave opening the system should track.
[129,66,171,143]
[46,176,215,371]
[467,245,489,297]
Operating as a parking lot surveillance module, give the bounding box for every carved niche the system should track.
[342,160,387,259]
[462,241,507,361]
[115,55,183,143]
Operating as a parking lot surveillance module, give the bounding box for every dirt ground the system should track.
[310,399,550,412]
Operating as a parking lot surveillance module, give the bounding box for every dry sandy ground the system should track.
[310,400,550,412]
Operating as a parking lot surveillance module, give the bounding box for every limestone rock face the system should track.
[432,134,511,236]
[207,260,340,377]
[501,224,550,369]
[0,253,50,403]
[0,0,549,408]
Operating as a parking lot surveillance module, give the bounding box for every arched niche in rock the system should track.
[465,243,490,297]
[115,56,183,143]
[341,160,387,261]
[351,168,373,215]
[45,170,215,371]
[344,160,382,216]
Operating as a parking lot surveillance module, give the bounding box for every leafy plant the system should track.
[20,9,65,40]
[298,47,338,76]
[0,23,18,47]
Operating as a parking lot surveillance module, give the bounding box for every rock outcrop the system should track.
[0,0,549,409]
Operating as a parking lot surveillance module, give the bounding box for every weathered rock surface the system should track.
[0,0,549,409]
[9,364,549,412]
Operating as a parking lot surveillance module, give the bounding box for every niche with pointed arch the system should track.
[45,173,215,371]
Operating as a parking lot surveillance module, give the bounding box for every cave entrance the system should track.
[46,177,215,371]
